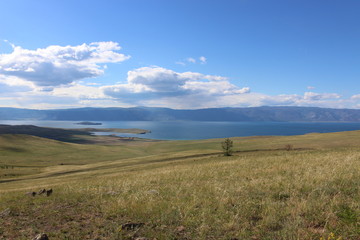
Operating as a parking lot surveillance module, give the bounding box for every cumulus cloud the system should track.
[101,67,357,109]
[0,82,121,109]
[0,41,129,87]
[1,75,358,109]
[102,66,250,106]
[52,83,107,100]
[183,81,249,95]
[219,90,359,109]
[303,92,341,100]
[215,92,344,109]
[0,74,34,87]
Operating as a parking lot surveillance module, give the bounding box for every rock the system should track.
[38,189,46,195]
[32,233,49,240]
[26,192,37,197]
[159,224,167,229]
[146,189,159,195]
[0,208,11,217]
[106,191,118,196]
[175,225,185,233]
[121,222,145,230]
[46,189,53,196]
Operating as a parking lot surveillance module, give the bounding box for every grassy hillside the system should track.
[0,124,150,143]
[0,131,359,239]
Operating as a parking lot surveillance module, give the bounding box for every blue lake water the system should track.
[1,120,360,140]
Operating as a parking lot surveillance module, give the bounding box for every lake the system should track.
[1,120,360,140]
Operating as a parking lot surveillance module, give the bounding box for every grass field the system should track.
[0,130,359,239]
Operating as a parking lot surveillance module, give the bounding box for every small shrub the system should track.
[273,192,290,201]
[284,144,293,151]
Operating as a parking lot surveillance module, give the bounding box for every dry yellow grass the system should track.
[0,131,359,239]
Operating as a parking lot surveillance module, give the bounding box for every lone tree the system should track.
[221,138,233,156]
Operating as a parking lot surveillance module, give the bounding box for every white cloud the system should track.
[127,67,187,92]
[351,94,360,99]
[199,56,207,64]
[176,56,207,65]
[303,92,341,100]
[187,57,196,63]
[307,86,315,90]
[217,91,360,109]
[184,81,249,95]
[99,67,359,109]
[0,82,121,109]
[0,41,130,87]
[215,92,345,109]
[52,83,107,100]
[85,82,101,86]
[1,76,358,109]
[0,74,35,88]
[102,66,250,106]
[175,61,186,66]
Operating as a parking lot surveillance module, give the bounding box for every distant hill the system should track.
[0,106,360,122]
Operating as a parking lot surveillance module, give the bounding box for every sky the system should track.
[0,0,359,109]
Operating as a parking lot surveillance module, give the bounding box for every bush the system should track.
[284,144,293,151]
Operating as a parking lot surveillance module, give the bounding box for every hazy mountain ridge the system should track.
[1,106,360,122]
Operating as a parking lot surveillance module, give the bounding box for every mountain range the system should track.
[1,106,360,122]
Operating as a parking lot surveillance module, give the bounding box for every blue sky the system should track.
[0,0,359,109]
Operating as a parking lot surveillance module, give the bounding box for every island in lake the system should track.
[75,121,102,125]
[77,128,151,134]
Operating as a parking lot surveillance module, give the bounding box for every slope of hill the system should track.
[0,131,360,239]
[0,124,91,142]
